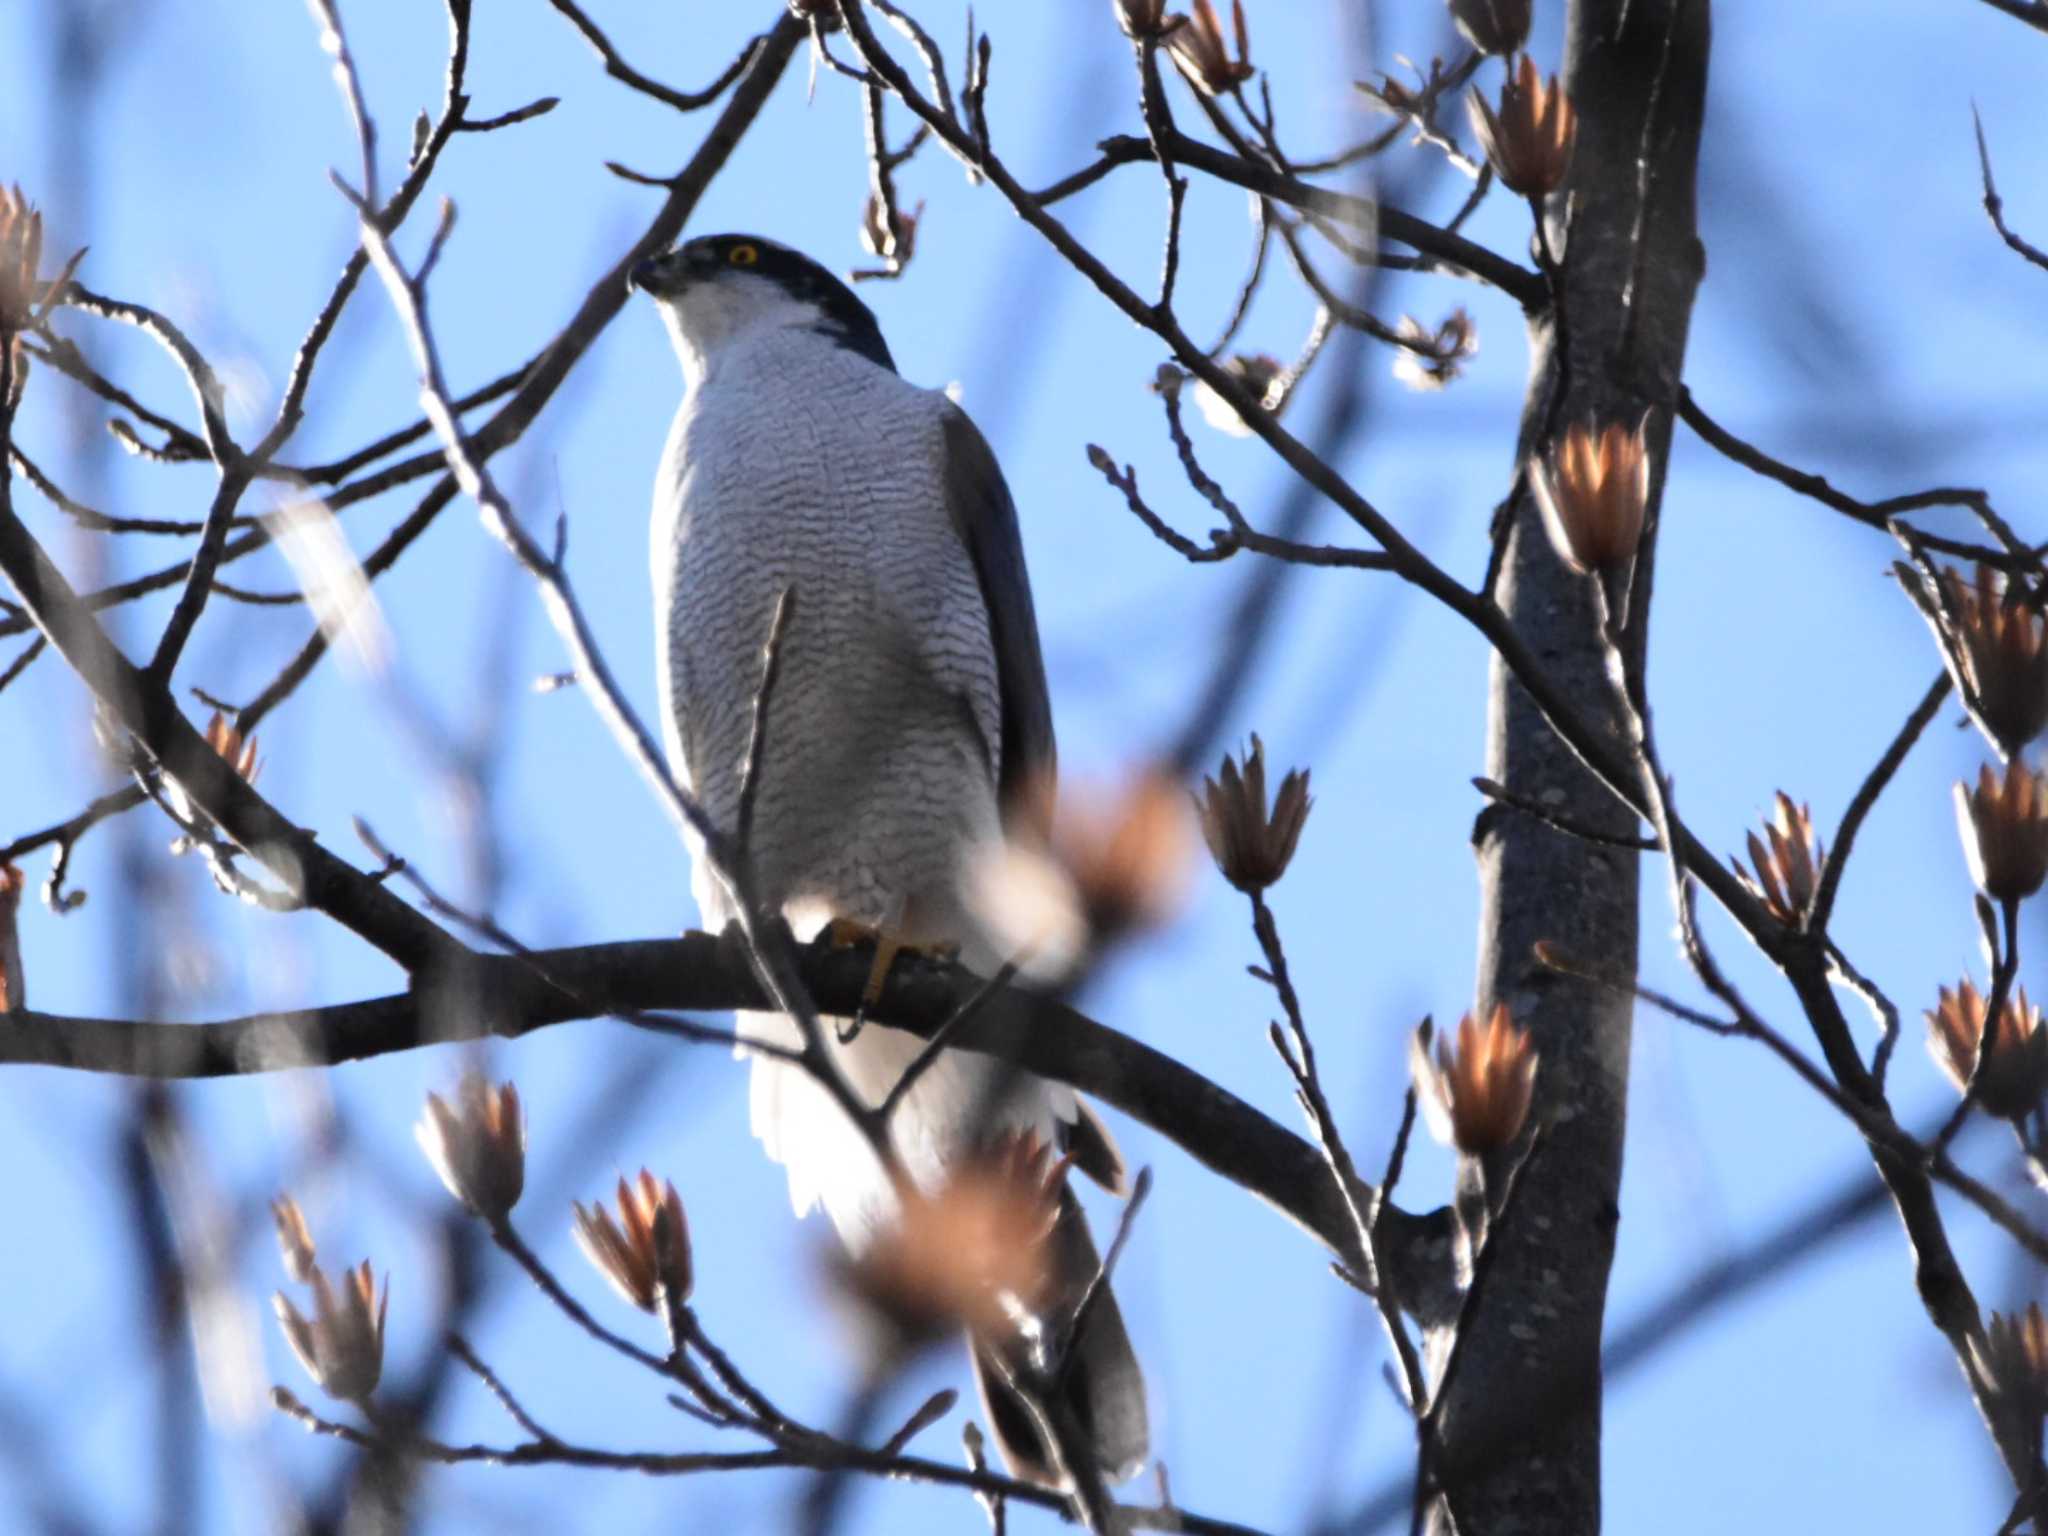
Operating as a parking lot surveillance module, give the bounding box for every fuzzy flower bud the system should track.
[1466,56,1575,197]
[1529,418,1649,575]
[204,711,261,781]
[973,769,1193,973]
[1196,735,1312,893]
[274,1260,388,1404]
[837,1131,1066,1351]
[1926,978,2048,1121]
[1955,759,2048,903]
[416,1074,526,1223]
[1909,563,2048,758]
[573,1170,692,1313]
[1732,792,1826,926]
[1980,1303,2048,1421]
[0,186,45,336]
[0,186,43,408]
[1412,1004,1538,1155]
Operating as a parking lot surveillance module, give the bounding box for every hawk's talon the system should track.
[865,933,905,1009]
[824,917,957,1014]
[825,916,902,1007]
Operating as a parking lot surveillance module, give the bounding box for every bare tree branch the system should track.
[1677,387,2037,569]
[0,931,1457,1275]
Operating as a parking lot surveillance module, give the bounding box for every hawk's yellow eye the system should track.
[728,243,760,267]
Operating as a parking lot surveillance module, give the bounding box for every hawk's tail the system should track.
[969,1187,1149,1488]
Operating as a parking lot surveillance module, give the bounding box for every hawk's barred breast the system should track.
[651,325,1075,1246]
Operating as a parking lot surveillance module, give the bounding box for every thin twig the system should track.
[878,1389,958,1457]
[1361,1087,1430,1412]
[299,360,531,484]
[1157,174,1190,314]
[1972,107,2048,273]
[1276,220,1433,354]
[544,3,770,113]
[457,96,559,133]
[681,1311,814,1445]
[9,445,211,534]
[736,586,796,870]
[1208,198,1273,356]
[851,83,921,280]
[307,0,380,204]
[1472,775,1658,851]
[0,784,147,911]
[868,0,960,124]
[239,478,459,727]
[444,1334,561,1445]
[1085,446,1236,564]
[1605,567,2048,1507]
[1248,891,1377,1263]
[1827,940,1904,1089]
[0,634,43,696]
[489,1222,673,1379]
[1678,388,2036,570]
[1153,372,1395,571]
[54,284,251,686]
[21,333,210,462]
[262,0,484,458]
[1057,1167,1153,1387]
[1536,942,1747,1035]
[963,1422,1007,1536]
[1932,897,2022,1155]
[876,960,1022,1125]
[1809,672,1952,932]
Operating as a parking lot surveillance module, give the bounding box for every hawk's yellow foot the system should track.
[826,916,960,1009]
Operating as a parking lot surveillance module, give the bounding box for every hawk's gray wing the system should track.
[939,403,1056,802]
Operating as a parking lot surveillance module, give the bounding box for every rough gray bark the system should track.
[1435,3,1710,1531]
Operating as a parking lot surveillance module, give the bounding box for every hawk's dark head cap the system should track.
[631,234,895,373]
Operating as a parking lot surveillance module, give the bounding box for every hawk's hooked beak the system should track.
[632,247,714,297]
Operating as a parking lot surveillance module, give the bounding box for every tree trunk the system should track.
[1435,3,1710,1530]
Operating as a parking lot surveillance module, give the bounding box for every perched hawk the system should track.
[633,233,1146,1483]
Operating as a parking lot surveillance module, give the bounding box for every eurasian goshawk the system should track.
[633,233,1146,1484]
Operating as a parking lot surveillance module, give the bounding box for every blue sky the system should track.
[2,1,2046,1532]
